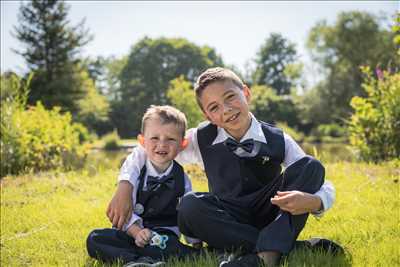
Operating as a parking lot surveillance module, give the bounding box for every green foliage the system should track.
[1,103,89,176]
[276,122,304,142]
[102,130,121,150]
[308,123,348,143]
[349,67,400,162]
[249,85,300,127]
[13,0,93,115]
[306,11,397,124]
[167,76,203,128]
[113,37,223,137]
[393,12,400,47]
[316,124,347,138]
[252,33,298,95]
[84,55,128,102]
[295,84,331,131]
[74,66,111,135]
[0,74,88,176]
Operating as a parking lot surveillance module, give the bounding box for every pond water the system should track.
[86,143,357,171]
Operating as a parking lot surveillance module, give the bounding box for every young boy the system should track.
[87,105,200,266]
[108,68,337,266]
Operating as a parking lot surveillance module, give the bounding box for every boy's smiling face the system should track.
[199,80,252,140]
[139,117,185,173]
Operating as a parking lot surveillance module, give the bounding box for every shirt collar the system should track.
[145,159,174,177]
[212,113,267,145]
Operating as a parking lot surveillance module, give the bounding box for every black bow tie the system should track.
[224,138,254,153]
[146,174,175,191]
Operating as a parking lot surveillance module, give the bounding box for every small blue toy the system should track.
[150,231,169,250]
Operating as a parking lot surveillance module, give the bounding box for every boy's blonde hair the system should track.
[194,67,245,110]
[141,105,187,138]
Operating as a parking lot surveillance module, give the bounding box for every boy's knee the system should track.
[178,192,201,216]
[304,156,325,183]
[86,229,101,257]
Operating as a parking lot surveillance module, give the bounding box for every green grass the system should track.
[1,161,399,266]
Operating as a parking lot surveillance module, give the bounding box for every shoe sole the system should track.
[123,262,165,267]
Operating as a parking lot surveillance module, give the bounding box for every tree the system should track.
[13,0,92,113]
[249,85,299,128]
[113,37,223,137]
[84,55,128,102]
[73,65,110,135]
[306,11,397,124]
[167,76,203,128]
[252,33,298,95]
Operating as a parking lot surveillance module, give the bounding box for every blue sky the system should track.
[1,1,398,79]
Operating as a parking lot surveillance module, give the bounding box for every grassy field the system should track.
[1,160,399,266]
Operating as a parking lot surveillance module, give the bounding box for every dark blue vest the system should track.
[197,121,285,222]
[136,161,185,228]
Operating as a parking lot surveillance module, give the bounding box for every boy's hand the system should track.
[106,181,133,229]
[271,190,322,215]
[134,228,152,248]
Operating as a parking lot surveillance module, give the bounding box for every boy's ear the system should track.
[243,85,251,102]
[181,138,189,150]
[137,134,145,146]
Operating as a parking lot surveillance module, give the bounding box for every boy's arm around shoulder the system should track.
[106,147,147,229]
[107,180,133,229]
[175,127,203,166]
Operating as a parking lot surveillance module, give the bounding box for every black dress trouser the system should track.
[86,228,198,264]
[177,156,325,254]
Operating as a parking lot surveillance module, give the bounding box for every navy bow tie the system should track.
[224,138,254,153]
[146,174,175,191]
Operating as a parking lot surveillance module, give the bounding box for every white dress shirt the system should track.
[120,115,335,217]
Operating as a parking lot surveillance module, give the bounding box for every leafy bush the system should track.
[349,67,400,162]
[307,123,348,143]
[316,124,347,138]
[1,74,88,177]
[102,130,121,150]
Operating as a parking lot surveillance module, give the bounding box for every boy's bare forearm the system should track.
[106,180,134,229]
[271,190,322,215]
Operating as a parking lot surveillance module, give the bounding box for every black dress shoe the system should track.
[294,237,344,255]
[219,253,263,267]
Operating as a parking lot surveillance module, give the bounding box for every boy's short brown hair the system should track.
[194,67,245,110]
[141,105,187,138]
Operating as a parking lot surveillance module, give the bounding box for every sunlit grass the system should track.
[1,161,399,266]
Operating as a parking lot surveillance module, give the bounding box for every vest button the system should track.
[244,177,249,182]
[148,208,154,214]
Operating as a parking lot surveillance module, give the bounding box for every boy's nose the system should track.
[157,139,168,146]
[223,104,233,113]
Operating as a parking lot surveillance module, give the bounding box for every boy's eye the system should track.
[226,94,235,100]
[150,137,159,141]
[209,105,218,113]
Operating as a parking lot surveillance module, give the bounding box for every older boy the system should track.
[87,105,199,266]
[109,68,337,266]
